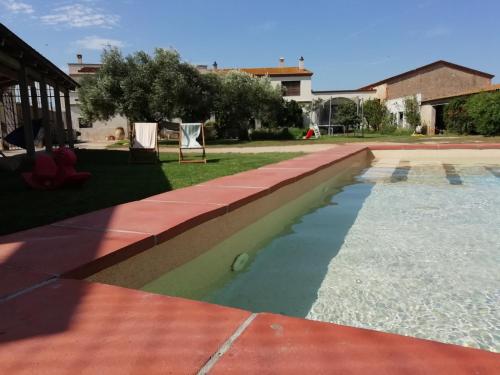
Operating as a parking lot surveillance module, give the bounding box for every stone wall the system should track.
[383,65,491,101]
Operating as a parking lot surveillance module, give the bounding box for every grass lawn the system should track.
[0,149,302,235]
[109,134,500,149]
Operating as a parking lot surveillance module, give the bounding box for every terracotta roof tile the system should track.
[78,66,100,73]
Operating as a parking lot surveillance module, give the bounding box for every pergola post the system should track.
[39,76,52,152]
[29,82,39,119]
[53,83,65,147]
[63,89,74,148]
[17,64,35,160]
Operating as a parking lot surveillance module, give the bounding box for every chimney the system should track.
[299,56,304,70]
[279,57,285,67]
[212,61,218,70]
[76,54,83,64]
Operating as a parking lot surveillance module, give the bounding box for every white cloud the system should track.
[425,26,451,38]
[40,3,119,28]
[1,0,34,14]
[75,35,124,50]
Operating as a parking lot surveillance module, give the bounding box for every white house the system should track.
[218,57,314,104]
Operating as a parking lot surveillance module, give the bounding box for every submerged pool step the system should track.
[485,166,500,178]
[390,160,411,183]
[443,164,463,185]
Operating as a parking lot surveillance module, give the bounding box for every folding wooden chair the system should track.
[179,122,206,163]
[129,122,159,163]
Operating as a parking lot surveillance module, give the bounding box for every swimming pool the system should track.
[141,150,500,352]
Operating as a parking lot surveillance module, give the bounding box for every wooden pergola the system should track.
[0,23,78,160]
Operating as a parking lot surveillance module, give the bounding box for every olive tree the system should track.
[214,71,282,138]
[78,48,217,124]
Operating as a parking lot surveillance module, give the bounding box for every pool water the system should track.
[143,159,500,352]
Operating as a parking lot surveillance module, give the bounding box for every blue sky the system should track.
[1,0,499,89]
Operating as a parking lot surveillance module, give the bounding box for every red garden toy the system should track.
[22,147,91,190]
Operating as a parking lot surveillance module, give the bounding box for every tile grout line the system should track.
[0,276,58,303]
[197,313,257,375]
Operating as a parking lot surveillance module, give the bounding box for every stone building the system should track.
[359,60,494,134]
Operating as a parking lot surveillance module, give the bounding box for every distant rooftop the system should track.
[221,66,313,77]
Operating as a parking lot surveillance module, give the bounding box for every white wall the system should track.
[269,76,313,103]
[385,93,422,128]
[68,91,128,142]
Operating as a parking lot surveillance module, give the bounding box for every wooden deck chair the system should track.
[129,122,159,163]
[179,122,206,163]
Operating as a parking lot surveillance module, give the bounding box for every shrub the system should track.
[334,100,360,129]
[363,99,387,131]
[444,97,474,134]
[249,127,297,140]
[379,112,397,134]
[465,92,500,136]
[204,120,218,140]
[277,100,304,128]
[404,95,421,129]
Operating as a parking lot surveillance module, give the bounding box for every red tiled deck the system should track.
[211,313,500,375]
[1,144,499,374]
[0,279,251,375]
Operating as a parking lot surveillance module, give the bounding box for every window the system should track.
[78,117,92,128]
[282,81,300,96]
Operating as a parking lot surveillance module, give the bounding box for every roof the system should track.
[359,60,494,90]
[77,66,100,73]
[0,23,78,89]
[220,66,313,77]
[422,83,500,104]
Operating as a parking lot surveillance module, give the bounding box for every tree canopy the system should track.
[78,48,284,137]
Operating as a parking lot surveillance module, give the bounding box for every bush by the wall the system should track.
[465,92,500,136]
[379,112,397,134]
[249,127,304,140]
[204,120,219,140]
[444,97,474,134]
[404,95,421,129]
[363,99,387,131]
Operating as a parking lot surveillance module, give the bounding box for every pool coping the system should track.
[1,143,499,374]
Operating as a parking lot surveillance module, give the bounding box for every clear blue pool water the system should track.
[143,159,500,352]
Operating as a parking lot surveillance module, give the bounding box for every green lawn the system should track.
[109,134,500,149]
[0,150,302,235]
